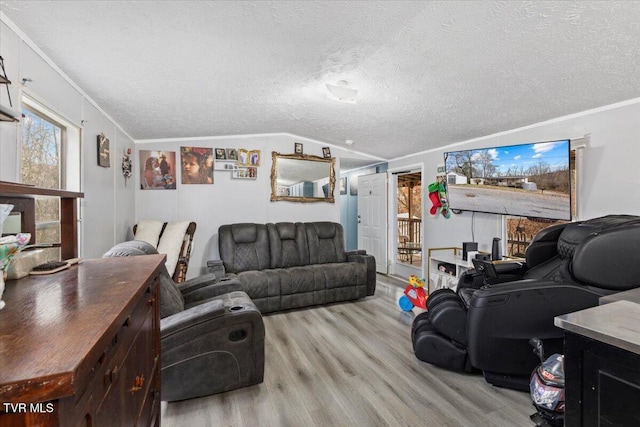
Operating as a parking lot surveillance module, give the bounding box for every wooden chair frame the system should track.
[132,221,196,283]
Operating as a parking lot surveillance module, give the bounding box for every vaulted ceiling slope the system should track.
[2,1,640,160]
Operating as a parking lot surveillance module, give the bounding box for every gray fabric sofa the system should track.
[217,221,376,314]
[103,240,265,401]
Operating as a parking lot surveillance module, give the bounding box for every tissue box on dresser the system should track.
[6,249,46,279]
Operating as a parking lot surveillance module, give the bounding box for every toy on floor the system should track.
[398,275,428,311]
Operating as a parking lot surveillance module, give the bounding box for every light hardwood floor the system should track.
[161,275,534,426]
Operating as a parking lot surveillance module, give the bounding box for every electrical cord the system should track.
[471,211,475,242]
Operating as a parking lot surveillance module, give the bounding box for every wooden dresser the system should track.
[0,255,165,426]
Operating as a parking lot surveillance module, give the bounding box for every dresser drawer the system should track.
[122,313,156,424]
[94,280,158,426]
[135,357,160,427]
[89,285,154,410]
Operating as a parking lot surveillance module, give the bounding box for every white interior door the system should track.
[357,172,388,274]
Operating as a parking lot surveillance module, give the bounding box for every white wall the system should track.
[388,99,640,277]
[0,17,21,179]
[136,134,357,278]
[0,17,136,258]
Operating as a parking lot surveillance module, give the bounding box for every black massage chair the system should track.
[411,215,640,390]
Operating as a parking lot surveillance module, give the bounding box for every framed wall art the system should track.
[238,149,260,167]
[140,150,177,190]
[349,174,359,196]
[226,148,238,161]
[340,176,347,195]
[249,150,260,166]
[215,148,227,160]
[238,149,249,165]
[232,167,257,180]
[97,133,110,167]
[180,146,213,184]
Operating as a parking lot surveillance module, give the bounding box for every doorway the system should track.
[396,171,422,273]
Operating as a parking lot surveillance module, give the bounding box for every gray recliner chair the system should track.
[103,240,265,402]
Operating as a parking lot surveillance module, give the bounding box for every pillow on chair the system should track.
[103,241,185,318]
[134,219,164,247]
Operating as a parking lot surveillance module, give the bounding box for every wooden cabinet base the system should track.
[0,255,164,426]
[564,332,640,427]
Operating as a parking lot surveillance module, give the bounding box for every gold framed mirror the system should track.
[270,152,336,203]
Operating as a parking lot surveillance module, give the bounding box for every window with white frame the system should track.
[20,96,80,257]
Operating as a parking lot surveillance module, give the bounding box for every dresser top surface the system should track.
[0,254,164,402]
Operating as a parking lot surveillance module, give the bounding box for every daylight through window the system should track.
[20,97,80,257]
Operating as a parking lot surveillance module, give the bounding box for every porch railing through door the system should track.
[397,218,422,265]
[398,218,422,244]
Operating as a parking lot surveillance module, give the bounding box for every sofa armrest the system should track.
[180,276,244,305]
[161,299,226,339]
[494,261,525,275]
[177,272,218,294]
[491,261,527,283]
[346,249,366,256]
[347,252,376,296]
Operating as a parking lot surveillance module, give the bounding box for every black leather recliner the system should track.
[412,215,640,390]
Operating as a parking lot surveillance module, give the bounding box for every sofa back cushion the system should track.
[267,222,309,268]
[305,222,347,264]
[219,223,270,273]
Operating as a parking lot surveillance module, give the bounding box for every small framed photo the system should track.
[349,174,358,196]
[340,177,347,195]
[215,148,227,160]
[294,142,303,154]
[232,167,257,180]
[322,147,331,158]
[249,150,260,166]
[226,148,238,161]
[97,133,110,167]
[238,149,249,165]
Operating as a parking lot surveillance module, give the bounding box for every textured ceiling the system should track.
[2,1,640,161]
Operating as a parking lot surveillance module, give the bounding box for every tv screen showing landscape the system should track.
[444,139,571,220]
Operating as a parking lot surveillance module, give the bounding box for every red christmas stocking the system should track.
[429,190,442,215]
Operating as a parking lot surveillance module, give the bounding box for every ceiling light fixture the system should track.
[326,80,358,104]
[345,139,354,146]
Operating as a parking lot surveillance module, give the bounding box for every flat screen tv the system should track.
[444,139,571,220]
